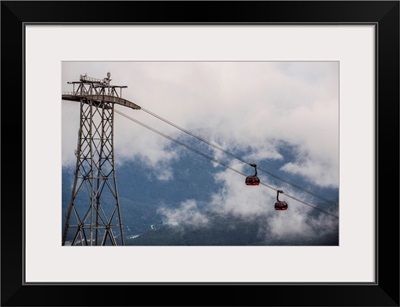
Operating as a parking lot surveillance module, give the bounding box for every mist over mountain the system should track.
[62,140,339,245]
[62,61,339,246]
[125,211,339,246]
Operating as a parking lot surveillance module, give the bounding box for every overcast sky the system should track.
[62,61,339,239]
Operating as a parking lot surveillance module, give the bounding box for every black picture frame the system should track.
[1,1,399,306]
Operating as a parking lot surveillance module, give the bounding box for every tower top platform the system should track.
[62,73,141,110]
[62,93,141,110]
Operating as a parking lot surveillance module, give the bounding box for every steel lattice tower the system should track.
[62,73,140,246]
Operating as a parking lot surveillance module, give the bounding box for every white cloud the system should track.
[281,157,338,188]
[209,166,274,218]
[62,61,339,188]
[158,199,209,227]
[173,161,338,240]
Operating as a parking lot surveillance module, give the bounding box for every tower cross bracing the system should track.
[62,73,140,246]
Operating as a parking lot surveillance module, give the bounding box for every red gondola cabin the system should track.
[245,163,260,186]
[245,176,260,185]
[274,201,288,210]
[274,190,288,210]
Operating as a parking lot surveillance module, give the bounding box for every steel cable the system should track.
[141,107,337,206]
[115,109,338,219]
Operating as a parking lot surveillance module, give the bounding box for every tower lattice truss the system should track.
[62,73,140,246]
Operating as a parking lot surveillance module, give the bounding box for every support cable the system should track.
[115,109,338,219]
[141,107,337,207]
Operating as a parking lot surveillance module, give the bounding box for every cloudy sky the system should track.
[62,61,339,241]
